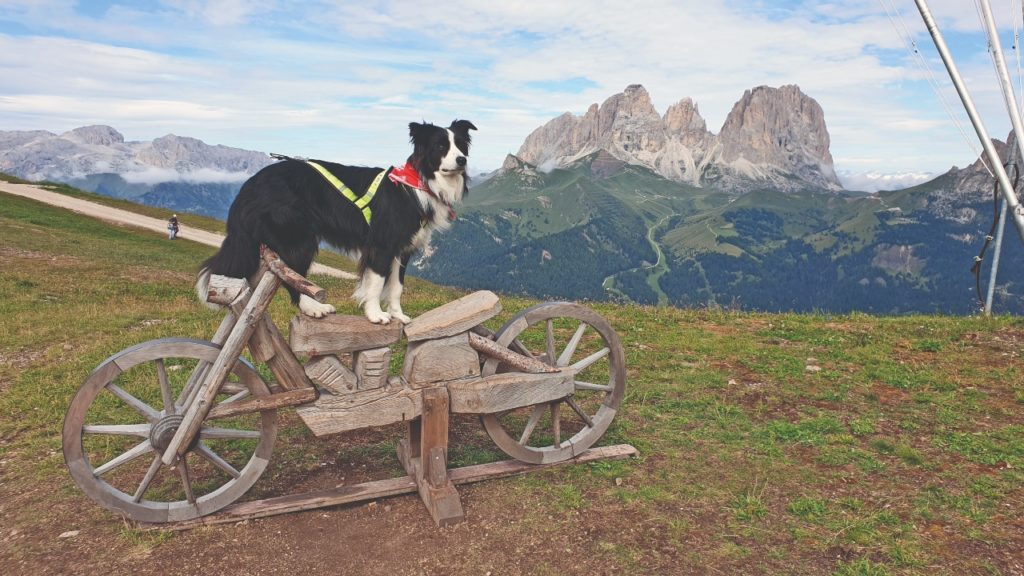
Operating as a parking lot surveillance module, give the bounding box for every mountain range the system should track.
[0,125,272,218]
[2,85,1020,314]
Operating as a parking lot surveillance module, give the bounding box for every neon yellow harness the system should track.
[306,161,387,225]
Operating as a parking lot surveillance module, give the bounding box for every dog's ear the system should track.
[409,121,433,145]
[449,120,477,135]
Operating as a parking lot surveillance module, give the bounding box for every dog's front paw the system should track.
[391,311,412,324]
[300,297,336,319]
[366,310,392,324]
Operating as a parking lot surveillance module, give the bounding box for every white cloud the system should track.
[0,0,1019,177]
[120,166,251,185]
[838,170,938,192]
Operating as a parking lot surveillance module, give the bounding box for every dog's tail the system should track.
[196,228,261,309]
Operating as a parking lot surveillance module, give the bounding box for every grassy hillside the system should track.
[1,188,1023,575]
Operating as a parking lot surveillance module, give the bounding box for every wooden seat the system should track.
[403,290,501,342]
[289,314,402,356]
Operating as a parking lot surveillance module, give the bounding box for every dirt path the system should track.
[0,181,356,280]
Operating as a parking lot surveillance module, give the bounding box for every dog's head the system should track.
[409,120,477,204]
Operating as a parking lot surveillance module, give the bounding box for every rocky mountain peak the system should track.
[516,83,840,192]
[61,125,125,146]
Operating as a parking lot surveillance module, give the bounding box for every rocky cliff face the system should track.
[516,84,841,192]
[0,125,272,182]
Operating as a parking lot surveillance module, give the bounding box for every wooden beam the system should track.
[148,444,638,531]
[289,314,402,357]
[448,370,574,414]
[403,290,501,342]
[467,332,559,374]
[260,245,327,303]
[206,387,316,420]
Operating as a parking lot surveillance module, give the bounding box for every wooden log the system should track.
[467,332,559,374]
[247,314,277,364]
[262,315,315,391]
[260,245,327,302]
[354,346,390,390]
[162,271,280,465]
[289,314,402,356]
[403,291,501,342]
[295,382,422,436]
[206,274,251,306]
[402,333,480,388]
[152,444,639,531]
[206,387,316,420]
[413,387,463,525]
[448,370,574,414]
[304,355,358,395]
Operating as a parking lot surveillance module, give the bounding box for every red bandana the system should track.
[388,162,457,221]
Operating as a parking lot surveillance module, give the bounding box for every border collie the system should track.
[197,120,477,324]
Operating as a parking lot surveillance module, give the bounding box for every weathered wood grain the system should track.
[260,245,327,302]
[295,383,422,436]
[289,314,402,356]
[304,355,358,395]
[402,333,480,387]
[468,332,560,374]
[206,274,250,306]
[206,387,316,420]
[403,290,501,342]
[354,346,390,390]
[448,370,574,414]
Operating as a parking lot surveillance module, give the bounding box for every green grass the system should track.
[2,184,1024,575]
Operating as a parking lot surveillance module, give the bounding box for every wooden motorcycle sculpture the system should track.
[63,248,628,527]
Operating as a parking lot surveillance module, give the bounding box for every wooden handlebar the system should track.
[260,245,328,303]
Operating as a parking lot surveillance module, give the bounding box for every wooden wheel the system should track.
[480,303,626,464]
[63,338,277,523]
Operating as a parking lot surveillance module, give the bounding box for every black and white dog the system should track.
[197,120,477,324]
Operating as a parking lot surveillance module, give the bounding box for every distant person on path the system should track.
[168,214,179,240]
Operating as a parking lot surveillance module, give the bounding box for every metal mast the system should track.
[914,0,1024,250]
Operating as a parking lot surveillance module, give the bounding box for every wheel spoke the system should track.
[83,423,150,437]
[156,359,175,416]
[566,397,594,428]
[176,361,210,409]
[132,455,163,502]
[557,323,588,367]
[551,402,561,448]
[199,426,261,440]
[570,347,610,373]
[545,320,556,365]
[93,439,153,476]
[106,384,160,423]
[518,404,545,445]
[196,442,241,479]
[177,458,196,504]
[575,380,613,393]
[219,389,250,405]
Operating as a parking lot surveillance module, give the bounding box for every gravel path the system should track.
[0,181,357,279]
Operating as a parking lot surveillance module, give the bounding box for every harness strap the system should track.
[306,161,386,225]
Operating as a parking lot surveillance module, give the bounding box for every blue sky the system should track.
[1,0,1023,190]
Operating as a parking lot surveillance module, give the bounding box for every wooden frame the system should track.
[66,246,633,529]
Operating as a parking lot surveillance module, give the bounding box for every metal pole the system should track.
[978,0,1017,315]
[915,0,1024,245]
[986,198,1008,313]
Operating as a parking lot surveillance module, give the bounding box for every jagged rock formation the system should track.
[0,125,272,182]
[516,84,841,192]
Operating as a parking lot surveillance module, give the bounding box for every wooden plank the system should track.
[448,370,574,414]
[295,385,422,436]
[206,387,316,420]
[402,333,480,387]
[289,314,402,356]
[403,291,501,342]
[148,444,638,531]
[263,316,315,391]
[246,315,277,364]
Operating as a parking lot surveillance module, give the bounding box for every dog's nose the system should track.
[456,156,467,167]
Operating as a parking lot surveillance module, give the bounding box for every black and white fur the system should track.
[197,120,477,324]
